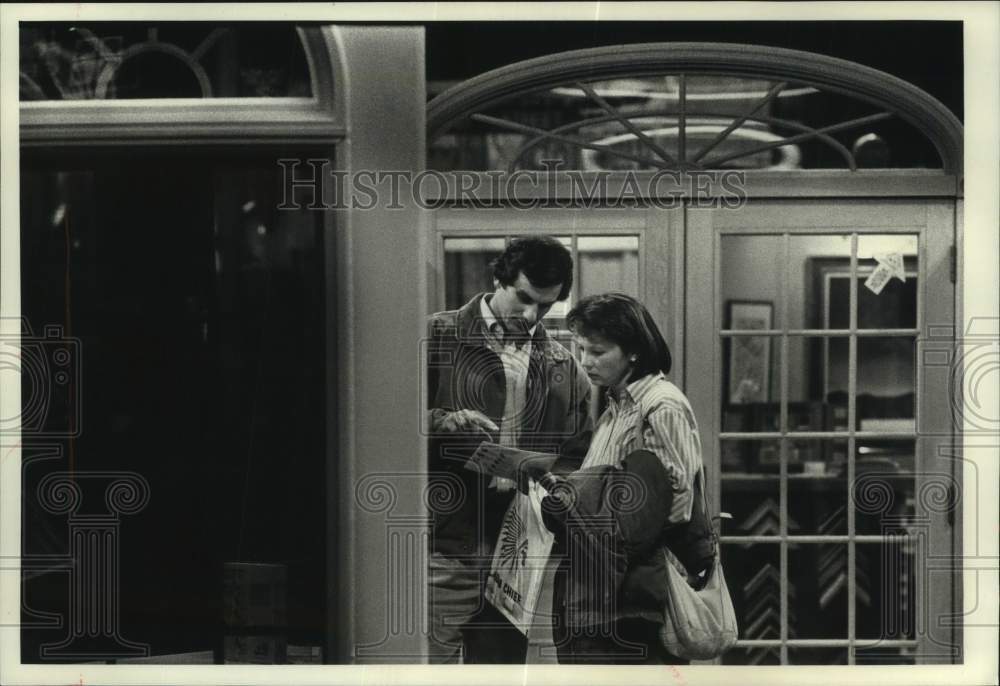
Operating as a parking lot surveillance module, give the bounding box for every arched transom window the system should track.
[427,43,962,175]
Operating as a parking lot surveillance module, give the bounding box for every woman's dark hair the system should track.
[491,235,573,301]
[566,293,672,377]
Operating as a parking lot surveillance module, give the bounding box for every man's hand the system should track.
[430,408,499,435]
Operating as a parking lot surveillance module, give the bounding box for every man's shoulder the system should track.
[428,295,483,338]
[540,334,573,363]
[427,307,460,336]
[540,334,588,379]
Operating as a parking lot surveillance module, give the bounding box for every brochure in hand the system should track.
[465,441,559,482]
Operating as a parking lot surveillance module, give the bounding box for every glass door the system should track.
[430,206,683,663]
[686,199,957,665]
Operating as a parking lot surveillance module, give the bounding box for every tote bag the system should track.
[658,542,738,659]
[657,466,738,659]
[628,404,738,659]
[484,479,555,635]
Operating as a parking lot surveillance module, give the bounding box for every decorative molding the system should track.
[418,170,959,202]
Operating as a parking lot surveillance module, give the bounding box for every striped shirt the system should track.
[581,372,703,524]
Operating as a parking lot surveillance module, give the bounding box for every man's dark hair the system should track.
[567,292,672,378]
[491,235,573,301]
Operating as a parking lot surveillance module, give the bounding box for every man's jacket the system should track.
[426,293,592,561]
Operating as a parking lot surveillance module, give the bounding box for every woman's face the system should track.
[575,331,632,390]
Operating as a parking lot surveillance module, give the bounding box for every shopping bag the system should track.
[484,480,555,635]
[658,548,739,660]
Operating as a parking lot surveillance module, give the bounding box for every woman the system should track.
[539,293,715,664]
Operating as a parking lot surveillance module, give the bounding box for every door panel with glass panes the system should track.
[431,206,682,664]
[686,200,957,665]
[431,198,957,666]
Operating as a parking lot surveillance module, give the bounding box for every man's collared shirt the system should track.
[580,371,702,524]
[479,296,537,491]
[479,294,537,348]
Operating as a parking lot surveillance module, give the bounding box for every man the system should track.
[425,235,592,663]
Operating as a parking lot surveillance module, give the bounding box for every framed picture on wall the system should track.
[725,300,774,404]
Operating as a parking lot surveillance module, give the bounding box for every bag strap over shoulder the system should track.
[631,403,716,532]
[631,404,719,570]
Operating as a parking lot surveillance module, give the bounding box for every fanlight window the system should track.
[427,44,962,174]
[19,23,312,100]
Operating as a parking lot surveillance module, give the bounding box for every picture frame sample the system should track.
[726,300,774,404]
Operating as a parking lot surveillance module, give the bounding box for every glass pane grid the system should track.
[717,231,924,664]
[722,535,916,543]
[734,639,918,646]
[722,329,920,335]
[720,431,915,438]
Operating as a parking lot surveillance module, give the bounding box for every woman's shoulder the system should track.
[635,375,689,405]
[635,376,697,422]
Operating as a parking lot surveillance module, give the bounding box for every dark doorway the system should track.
[19,149,327,662]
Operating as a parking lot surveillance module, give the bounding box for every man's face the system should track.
[490,272,563,335]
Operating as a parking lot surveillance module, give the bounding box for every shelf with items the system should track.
[719,392,913,475]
